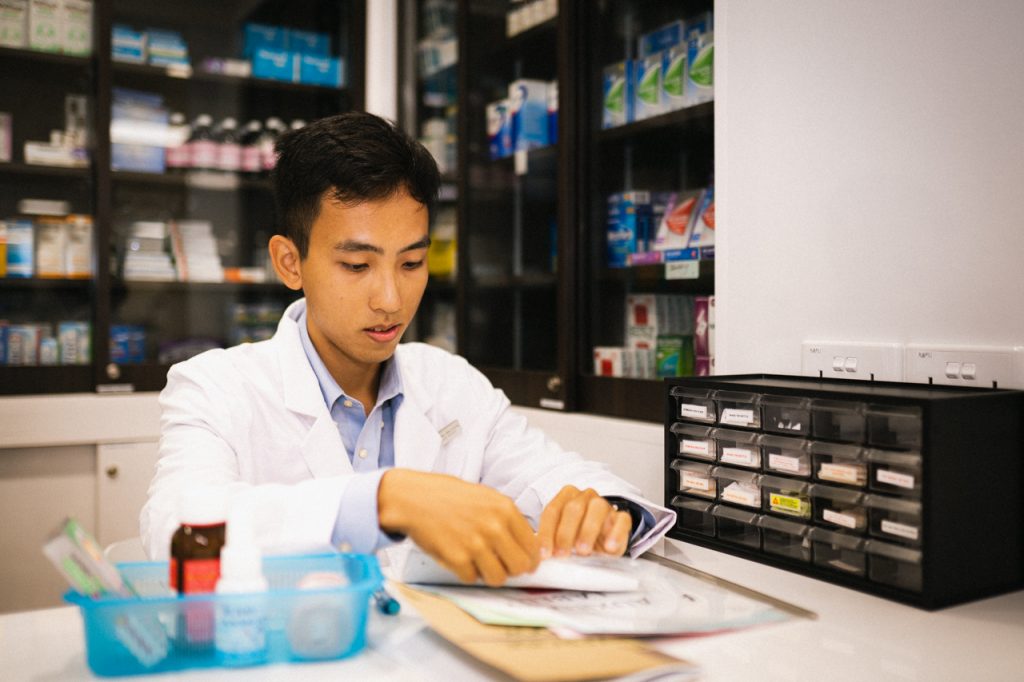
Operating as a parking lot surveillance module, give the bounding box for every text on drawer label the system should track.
[819,462,863,485]
[680,404,709,419]
[823,508,858,529]
[881,519,920,541]
[721,447,757,466]
[720,408,755,426]
[769,453,802,473]
[722,482,760,507]
[770,493,805,514]
[681,439,711,457]
[681,471,711,491]
[877,468,915,489]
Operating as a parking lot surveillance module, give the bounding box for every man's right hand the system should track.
[378,469,540,586]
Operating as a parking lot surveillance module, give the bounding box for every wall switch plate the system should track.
[904,345,1024,389]
[801,341,904,381]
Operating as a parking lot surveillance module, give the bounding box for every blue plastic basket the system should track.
[65,553,383,677]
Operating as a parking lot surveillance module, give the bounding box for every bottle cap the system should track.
[195,114,213,126]
[178,486,228,526]
[221,117,237,130]
[289,119,306,130]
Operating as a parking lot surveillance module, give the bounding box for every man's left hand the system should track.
[537,486,632,559]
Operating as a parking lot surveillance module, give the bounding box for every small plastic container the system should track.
[760,434,811,477]
[864,494,923,546]
[714,390,762,429]
[866,540,923,592]
[810,527,867,576]
[671,386,717,424]
[809,483,868,533]
[811,441,868,488]
[670,423,716,462]
[761,395,812,436]
[671,460,717,499]
[865,405,923,450]
[761,475,812,519]
[712,504,761,550]
[65,553,383,677]
[810,399,866,444]
[758,514,812,562]
[713,427,762,469]
[866,449,922,497]
[714,466,762,509]
[671,495,715,537]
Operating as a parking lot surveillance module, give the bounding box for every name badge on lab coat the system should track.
[439,420,461,445]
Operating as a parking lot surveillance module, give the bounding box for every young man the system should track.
[141,112,674,586]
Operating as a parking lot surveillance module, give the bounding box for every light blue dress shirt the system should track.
[297,310,403,553]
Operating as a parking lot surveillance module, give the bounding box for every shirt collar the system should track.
[296,308,403,411]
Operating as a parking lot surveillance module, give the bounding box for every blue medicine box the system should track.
[112,24,146,63]
[299,54,343,87]
[288,28,330,56]
[252,47,297,82]
[243,23,287,58]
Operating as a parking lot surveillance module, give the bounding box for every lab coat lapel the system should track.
[393,349,442,471]
[275,300,354,478]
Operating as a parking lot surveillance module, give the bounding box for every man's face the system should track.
[299,188,430,375]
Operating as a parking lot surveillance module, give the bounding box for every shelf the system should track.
[111,170,272,192]
[596,102,714,144]
[0,277,92,291]
[112,279,293,295]
[0,44,91,69]
[111,60,349,95]
[577,375,665,423]
[598,258,715,292]
[502,17,558,53]
[0,365,93,395]
[0,162,91,179]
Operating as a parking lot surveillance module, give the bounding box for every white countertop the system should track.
[2,539,1021,681]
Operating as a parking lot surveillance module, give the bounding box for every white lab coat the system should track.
[141,298,673,560]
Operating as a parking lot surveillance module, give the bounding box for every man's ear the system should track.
[269,235,303,291]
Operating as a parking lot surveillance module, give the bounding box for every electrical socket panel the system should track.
[801,342,904,382]
[903,345,1024,389]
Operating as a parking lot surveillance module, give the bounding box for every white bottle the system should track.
[215,509,268,667]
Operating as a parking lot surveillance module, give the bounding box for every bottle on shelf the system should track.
[258,117,287,173]
[215,117,242,172]
[165,112,191,173]
[187,114,218,171]
[289,119,307,132]
[239,120,263,175]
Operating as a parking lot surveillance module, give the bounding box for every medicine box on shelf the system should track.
[665,374,1024,609]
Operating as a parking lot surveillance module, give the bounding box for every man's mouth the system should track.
[364,324,402,343]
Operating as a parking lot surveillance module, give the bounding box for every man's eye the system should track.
[342,263,368,272]
[403,260,425,270]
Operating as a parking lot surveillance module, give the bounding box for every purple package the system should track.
[693,296,709,356]
[695,356,711,376]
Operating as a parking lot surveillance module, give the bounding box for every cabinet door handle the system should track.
[547,375,562,393]
[106,465,119,480]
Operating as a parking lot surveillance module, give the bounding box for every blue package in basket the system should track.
[65,553,383,676]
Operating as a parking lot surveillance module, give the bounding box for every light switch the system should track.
[832,356,845,371]
[844,357,858,372]
[945,362,961,379]
[961,362,977,380]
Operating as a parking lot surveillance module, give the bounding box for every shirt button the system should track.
[379,421,385,429]
[343,399,353,408]
[358,448,368,459]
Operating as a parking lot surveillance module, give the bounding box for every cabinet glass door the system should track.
[458,0,568,409]
[102,0,363,390]
[0,39,97,393]
[579,0,715,421]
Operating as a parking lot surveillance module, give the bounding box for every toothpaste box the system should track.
[602,60,633,128]
[593,346,628,378]
[653,189,703,251]
[486,99,511,160]
[146,28,188,68]
[634,50,664,120]
[686,184,715,248]
[0,0,27,48]
[112,24,145,63]
[662,43,687,111]
[638,19,683,58]
[251,46,296,81]
[243,22,286,58]
[507,79,549,151]
[28,0,59,52]
[60,0,91,55]
[288,28,329,57]
[607,191,650,267]
[685,12,714,106]
[299,53,343,87]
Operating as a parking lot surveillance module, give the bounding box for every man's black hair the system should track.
[273,111,440,258]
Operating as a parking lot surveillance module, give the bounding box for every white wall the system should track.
[715,0,1024,375]
[365,0,398,120]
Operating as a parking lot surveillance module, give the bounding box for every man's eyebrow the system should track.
[334,240,384,254]
[399,236,431,253]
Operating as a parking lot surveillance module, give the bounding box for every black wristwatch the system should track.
[603,496,642,536]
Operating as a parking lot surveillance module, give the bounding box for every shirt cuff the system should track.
[331,468,401,554]
[607,498,677,558]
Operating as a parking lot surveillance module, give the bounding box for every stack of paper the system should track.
[122,221,175,281]
[170,220,223,282]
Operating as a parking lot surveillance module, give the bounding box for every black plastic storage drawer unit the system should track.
[665,374,1024,609]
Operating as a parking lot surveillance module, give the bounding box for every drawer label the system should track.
[819,462,863,485]
[823,508,858,529]
[769,453,802,473]
[681,439,711,457]
[681,471,711,492]
[770,493,805,514]
[681,404,709,420]
[721,447,757,467]
[881,519,920,541]
[877,468,915,490]
[720,408,755,426]
[722,482,760,507]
